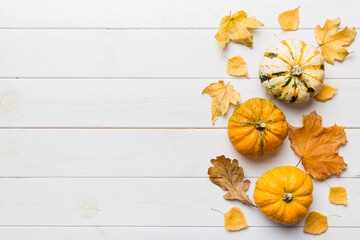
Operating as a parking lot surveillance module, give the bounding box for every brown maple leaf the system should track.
[289,111,347,180]
[208,155,254,206]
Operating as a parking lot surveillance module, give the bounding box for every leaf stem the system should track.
[324,180,331,188]
[296,156,304,167]
[211,208,225,215]
[221,54,230,60]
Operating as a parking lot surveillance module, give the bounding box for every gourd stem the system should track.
[282,193,293,203]
[255,121,266,131]
[291,64,303,77]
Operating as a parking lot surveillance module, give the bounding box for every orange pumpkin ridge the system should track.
[254,166,313,225]
[228,98,288,158]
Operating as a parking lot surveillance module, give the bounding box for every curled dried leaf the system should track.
[227,55,248,77]
[289,111,347,180]
[304,211,328,235]
[215,10,263,50]
[329,186,347,206]
[202,81,240,124]
[314,84,338,102]
[224,207,248,231]
[315,18,357,64]
[278,7,300,31]
[208,155,254,206]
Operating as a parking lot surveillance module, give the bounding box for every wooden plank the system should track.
[0,129,357,177]
[0,79,358,127]
[0,0,358,28]
[0,178,357,226]
[0,29,357,78]
[0,227,358,240]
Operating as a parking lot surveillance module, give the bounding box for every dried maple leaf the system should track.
[329,186,347,206]
[304,211,328,235]
[289,111,347,180]
[224,207,248,231]
[315,18,357,64]
[208,155,254,206]
[227,55,248,77]
[215,10,263,50]
[278,6,300,31]
[202,81,240,124]
[314,84,338,102]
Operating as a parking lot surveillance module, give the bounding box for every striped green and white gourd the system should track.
[259,39,325,103]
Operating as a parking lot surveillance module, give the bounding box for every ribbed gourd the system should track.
[228,98,288,158]
[254,166,313,225]
[259,39,325,103]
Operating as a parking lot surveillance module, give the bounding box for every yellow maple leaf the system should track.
[288,111,347,180]
[224,207,248,231]
[227,55,248,77]
[314,84,338,102]
[329,186,347,205]
[304,211,328,235]
[277,6,300,31]
[215,10,263,50]
[315,18,357,64]
[202,81,240,124]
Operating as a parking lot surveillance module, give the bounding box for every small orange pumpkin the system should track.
[254,166,313,225]
[228,98,288,157]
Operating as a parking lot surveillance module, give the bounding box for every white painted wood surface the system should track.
[0,79,358,127]
[0,178,357,226]
[0,30,357,78]
[0,129,358,177]
[0,0,358,239]
[0,0,358,28]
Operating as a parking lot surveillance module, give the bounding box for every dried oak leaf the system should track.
[224,207,248,231]
[329,186,347,206]
[315,18,357,64]
[278,6,300,31]
[304,211,328,235]
[208,155,254,206]
[202,81,240,124]
[227,55,248,77]
[289,111,347,180]
[215,10,263,50]
[314,84,338,102]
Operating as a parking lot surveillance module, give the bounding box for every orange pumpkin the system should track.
[228,98,288,157]
[254,166,313,224]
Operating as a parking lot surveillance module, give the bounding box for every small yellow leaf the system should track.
[278,7,300,31]
[315,18,357,64]
[215,10,263,50]
[202,81,240,124]
[227,55,248,77]
[304,211,328,235]
[314,84,338,102]
[329,186,347,205]
[224,207,248,231]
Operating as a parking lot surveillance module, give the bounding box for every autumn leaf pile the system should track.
[203,6,355,236]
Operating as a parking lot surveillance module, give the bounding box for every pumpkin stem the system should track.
[291,64,303,77]
[255,121,266,130]
[282,193,293,203]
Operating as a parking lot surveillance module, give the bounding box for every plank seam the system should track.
[0,127,358,130]
[0,176,357,179]
[0,225,357,228]
[0,27,358,30]
[0,77,359,80]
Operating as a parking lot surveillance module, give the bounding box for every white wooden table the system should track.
[0,0,358,239]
